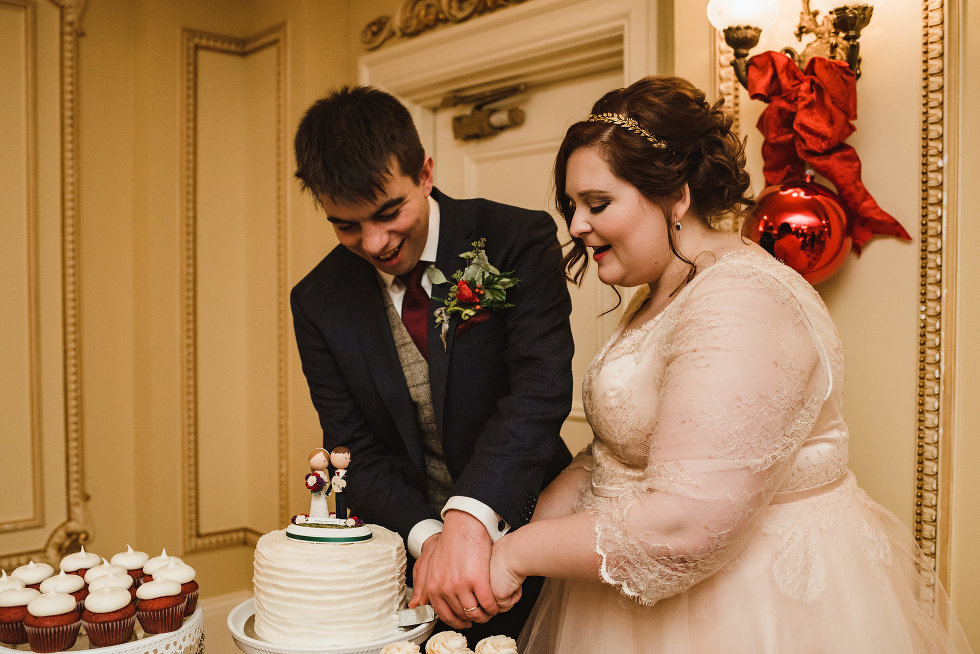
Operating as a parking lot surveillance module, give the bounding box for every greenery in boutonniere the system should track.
[428,238,520,347]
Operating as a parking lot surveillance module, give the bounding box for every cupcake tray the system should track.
[0,606,203,654]
[227,599,436,654]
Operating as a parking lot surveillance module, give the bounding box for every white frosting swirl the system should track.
[135,579,181,600]
[151,560,195,585]
[426,631,470,654]
[11,561,54,585]
[84,558,127,584]
[39,571,85,594]
[27,590,77,617]
[0,571,25,593]
[87,572,134,591]
[0,587,40,607]
[110,545,148,570]
[59,545,101,572]
[143,550,183,575]
[84,585,131,613]
[474,635,518,654]
[381,642,421,654]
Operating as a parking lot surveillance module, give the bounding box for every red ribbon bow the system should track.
[747,52,910,252]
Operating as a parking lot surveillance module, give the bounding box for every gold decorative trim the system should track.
[362,0,528,51]
[716,30,740,136]
[916,0,955,582]
[0,0,92,569]
[0,0,44,535]
[180,24,288,553]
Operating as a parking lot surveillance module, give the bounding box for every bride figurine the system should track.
[305,447,331,521]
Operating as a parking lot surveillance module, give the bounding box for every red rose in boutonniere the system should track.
[428,238,520,349]
[455,279,479,303]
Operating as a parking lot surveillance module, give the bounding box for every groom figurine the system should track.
[290,86,573,644]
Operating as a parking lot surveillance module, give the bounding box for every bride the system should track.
[487,75,972,653]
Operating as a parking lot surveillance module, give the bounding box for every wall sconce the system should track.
[707,0,882,88]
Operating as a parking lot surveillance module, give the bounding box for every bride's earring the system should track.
[674,217,682,231]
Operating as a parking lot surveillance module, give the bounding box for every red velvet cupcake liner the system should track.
[136,599,186,634]
[83,614,136,647]
[0,619,28,645]
[182,589,199,616]
[24,620,81,653]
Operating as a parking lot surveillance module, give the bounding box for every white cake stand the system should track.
[227,599,436,654]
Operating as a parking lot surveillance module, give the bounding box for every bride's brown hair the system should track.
[555,75,754,286]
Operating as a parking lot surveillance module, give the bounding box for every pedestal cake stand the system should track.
[227,599,435,654]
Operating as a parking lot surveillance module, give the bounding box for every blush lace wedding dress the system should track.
[519,250,971,653]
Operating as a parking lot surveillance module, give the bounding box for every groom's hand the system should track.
[418,509,499,629]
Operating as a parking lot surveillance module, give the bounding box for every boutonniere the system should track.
[428,238,520,349]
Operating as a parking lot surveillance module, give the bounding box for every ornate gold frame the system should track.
[179,24,289,553]
[361,0,528,50]
[0,0,91,571]
[715,1,956,580]
[0,0,44,537]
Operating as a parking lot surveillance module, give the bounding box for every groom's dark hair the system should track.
[294,85,426,206]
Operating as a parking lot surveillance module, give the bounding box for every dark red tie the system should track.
[398,261,429,359]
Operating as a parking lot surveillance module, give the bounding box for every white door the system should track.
[431,69,624,455]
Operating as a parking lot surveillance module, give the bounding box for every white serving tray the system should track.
[0,606,203,654]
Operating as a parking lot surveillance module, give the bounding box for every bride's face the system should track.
[565,146,672,287]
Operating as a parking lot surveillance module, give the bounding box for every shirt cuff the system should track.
[441,496,510,542]
[407,519,444,559]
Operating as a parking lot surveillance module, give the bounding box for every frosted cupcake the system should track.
[83,558,127,585]
[59,546,101,578]
[24,590,81,653]
[39,571,88,614]
[82,586,136,647]
[426,630,472,654]
[11,561,54,590]
[0,571,25,594]
[88,571,137,602]
[151,560,198,616]
[0,587,40,645]
[382,642,421,654]
[135,579,185,634]
[110,545,148,585]
[141,550,183,583]
[475,635,518,654]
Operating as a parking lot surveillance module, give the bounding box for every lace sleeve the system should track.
[594,266,827,605]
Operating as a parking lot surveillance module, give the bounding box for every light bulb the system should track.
[707,0,780,31]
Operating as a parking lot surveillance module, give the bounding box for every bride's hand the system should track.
[489,535,525,612]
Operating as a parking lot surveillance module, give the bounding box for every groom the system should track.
[290,86,573,643]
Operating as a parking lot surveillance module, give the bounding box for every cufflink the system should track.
[497,520,506,532]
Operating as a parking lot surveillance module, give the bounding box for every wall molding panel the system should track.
[917,0,956,582]
[0,0,91,571]
[180,23,288,553]
[0,0,44,536]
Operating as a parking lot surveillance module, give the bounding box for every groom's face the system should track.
[321,156,434,277]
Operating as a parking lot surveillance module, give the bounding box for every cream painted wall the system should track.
[73,0,355,602]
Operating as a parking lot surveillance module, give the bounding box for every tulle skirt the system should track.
[518,474,972,654]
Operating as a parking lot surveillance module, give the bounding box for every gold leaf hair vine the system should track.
[587,112,674,154]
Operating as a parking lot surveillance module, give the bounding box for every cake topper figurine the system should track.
[306,448,331,520]
[287,445,371,543]
[330,446,351,520]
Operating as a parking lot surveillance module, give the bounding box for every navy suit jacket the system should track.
[290,188,574,542]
